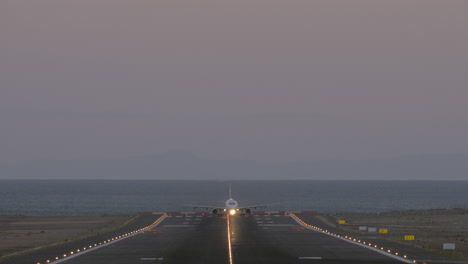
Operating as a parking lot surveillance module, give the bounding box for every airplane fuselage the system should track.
[192,185,267,216]
[226,198,238,209]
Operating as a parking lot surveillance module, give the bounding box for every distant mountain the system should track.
[1,152,468,180]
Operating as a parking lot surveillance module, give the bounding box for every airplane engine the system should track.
[212,209,218,214]
[245,208,251,214]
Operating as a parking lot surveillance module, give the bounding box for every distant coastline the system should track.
[1,180,467,216]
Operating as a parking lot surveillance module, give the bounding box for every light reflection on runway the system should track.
[227,214,234,264]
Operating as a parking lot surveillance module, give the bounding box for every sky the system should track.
[2,0,468,166]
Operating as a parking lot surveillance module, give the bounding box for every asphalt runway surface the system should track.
[6,212,463,264]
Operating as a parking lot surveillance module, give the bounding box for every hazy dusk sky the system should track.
[2,0,468,163]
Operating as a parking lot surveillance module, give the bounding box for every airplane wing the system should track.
[189,205,225,213]
[238,203,280,211]
[190,205,220,209]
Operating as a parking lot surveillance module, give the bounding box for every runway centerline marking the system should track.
[227,215,233,264]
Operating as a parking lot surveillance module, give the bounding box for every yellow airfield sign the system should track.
[404,235,415,240]
[379,229,388,233]
[338,220,346,224]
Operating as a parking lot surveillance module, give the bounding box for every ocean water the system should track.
[1,180,467,215]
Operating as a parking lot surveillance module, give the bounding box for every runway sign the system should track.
[379,229,388,233]
[443,243,455,250]
[404,235,415,240]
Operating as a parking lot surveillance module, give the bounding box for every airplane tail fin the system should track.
[229,183,232,199]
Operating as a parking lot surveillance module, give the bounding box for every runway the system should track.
[6,212,460,264]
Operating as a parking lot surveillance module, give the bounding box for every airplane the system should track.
[191,184,273,216]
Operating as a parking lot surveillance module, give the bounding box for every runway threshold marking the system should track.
[164,225,197,227]
[258,224,293,227]
[140,257,164,261]
[290,214,415,264]
[227,214,234,264]
[44,214,167,264]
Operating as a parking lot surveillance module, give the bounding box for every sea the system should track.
[1,180,467,216]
